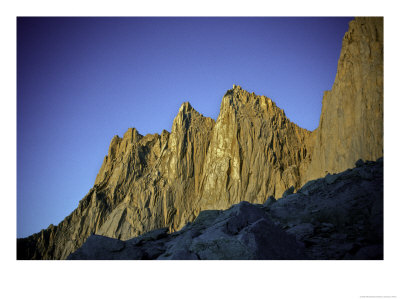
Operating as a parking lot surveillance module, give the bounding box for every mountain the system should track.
[17,17,383,260]
[305,17,383,181]
[67,158,383,260]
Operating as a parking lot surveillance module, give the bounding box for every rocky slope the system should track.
[68,158,383,260]
[17,17,383,260]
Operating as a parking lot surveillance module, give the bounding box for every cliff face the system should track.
[95,102,216,238]
[198,86,311,209]
[305,17,383,181]
[17,17,383,260]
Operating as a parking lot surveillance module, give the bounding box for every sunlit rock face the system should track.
[305,17,383,182]
[199,85,311,210]
[17,17,383,260]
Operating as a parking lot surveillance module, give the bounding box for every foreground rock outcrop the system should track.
[68,158,383,260]
[17,17,383,260]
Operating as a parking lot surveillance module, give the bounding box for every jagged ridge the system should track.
[17,17,383,260]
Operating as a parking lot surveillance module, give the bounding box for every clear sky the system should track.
[17,17,354,238]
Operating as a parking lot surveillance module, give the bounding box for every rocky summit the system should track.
[68,158,383,260]
[17,17,383,260]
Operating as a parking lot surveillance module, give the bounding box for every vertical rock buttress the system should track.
[305,17,383,181]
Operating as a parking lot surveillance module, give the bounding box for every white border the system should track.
[2,1,399,300]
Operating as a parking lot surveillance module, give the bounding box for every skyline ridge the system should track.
[18,17,354,238]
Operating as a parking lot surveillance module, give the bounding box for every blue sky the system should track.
[17,17,353,238]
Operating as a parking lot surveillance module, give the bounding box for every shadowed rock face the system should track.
[17,17,383,260]
[269,158,383,259]
[68,202,308,260]
[67,158,383,260]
